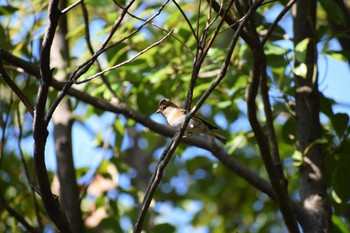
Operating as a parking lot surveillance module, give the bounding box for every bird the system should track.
[156,98,227,144]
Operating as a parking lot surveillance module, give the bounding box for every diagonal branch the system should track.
[61,0,82,14]
[185,0,235,110]
[113,0,195,57]
[172,0,198,43]
[45,0,170,125]
[75,30,173,84]
[0,50,34,117]
[245,27,300,233]
[261,0,296,45]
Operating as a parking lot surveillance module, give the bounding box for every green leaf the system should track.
[332,215,350,233]
[292,150,303,166]
[331,113,349,138]
[319,0,346,25]
[292,63,307,78]
[0,5,18,15]
[114,118,125,153]
[281,116,296,144]
[295,38,310,63]
[264,42,289,56]
[333,146,350,203]
[324,50,347,62]
[150,223,176,233]
[320,94,335,118]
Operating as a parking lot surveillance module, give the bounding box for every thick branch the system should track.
[246,49,299,233]
[33,0,73,232]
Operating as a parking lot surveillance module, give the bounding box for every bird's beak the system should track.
[156,108,161,114]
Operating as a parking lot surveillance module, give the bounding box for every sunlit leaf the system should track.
[295,38,310,63]
[292,63,307,78]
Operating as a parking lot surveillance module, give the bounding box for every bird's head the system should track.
[156,98,177,114]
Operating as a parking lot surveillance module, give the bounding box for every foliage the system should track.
[0,0,350,232]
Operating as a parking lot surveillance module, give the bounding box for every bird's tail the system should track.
[214,133,227,144]
[206,130,227,144]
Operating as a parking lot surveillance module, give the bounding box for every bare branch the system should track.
[0,50,34,117]
[80,1,121,101]
[245,14,300,233]
[33,0,73,232]
[75,30,173,84]
[0,103,37,233]
[16,107,43,231]
[184,0,235,110]
[113,0,195,57]
[61,0,83,14]
[172,0,199,43]
[261,0,296,45]
[45,0,170,124]
[134,131,185,233]
[191,0,263,114]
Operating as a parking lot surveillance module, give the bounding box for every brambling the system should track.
[156,98,227,144]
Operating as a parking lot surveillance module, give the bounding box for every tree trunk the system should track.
[293,0,331,232]
[51,0,84,232]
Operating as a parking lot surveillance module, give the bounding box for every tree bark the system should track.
[51,0,84,232]
[293,0,331,232]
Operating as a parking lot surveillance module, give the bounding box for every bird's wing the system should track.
[178,108,219,130]
[193,115,218,130]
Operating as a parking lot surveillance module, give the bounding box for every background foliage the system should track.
[0,0,350,232]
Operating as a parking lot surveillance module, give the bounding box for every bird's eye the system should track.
[162,106,167,110]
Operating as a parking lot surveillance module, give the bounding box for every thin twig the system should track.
[0,49,34,117]
[0,102,38,233]
[81,0,120,100]
[75,30,173,84]
[134,131,188,232]
[61,0,82,14]
[184,0,235,110]
[45,0,137,123]
[16,107,43,231]
[113,0,195,57]
[45,0,171,124]
[261,0,296,45]
[172,0,198,43]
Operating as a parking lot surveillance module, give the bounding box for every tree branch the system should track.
[134,1,264,231]
[185,0,235,110]
[16,107,43,231]
[75,30,173,84]
[61,0,82,14]
[33,0,73,232]
[0,50,34,117]
[0,102,38,233]
[1,17,276,226]
[261,0,296,45]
